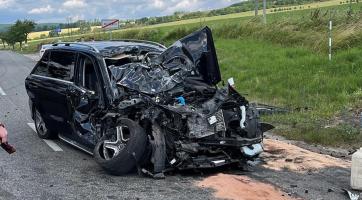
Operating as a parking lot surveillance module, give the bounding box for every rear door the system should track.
[26,49,77,134]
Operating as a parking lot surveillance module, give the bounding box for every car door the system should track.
[66,53,104,147]
[26,49,76,134]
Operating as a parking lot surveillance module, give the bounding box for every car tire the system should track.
[93,118,148,175]
[33,108,57,139]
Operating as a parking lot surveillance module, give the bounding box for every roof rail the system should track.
[110,39,167,49]
[52,42,100,53]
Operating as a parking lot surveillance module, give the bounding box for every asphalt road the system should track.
[0,51,214,200]
[0,51,354,200]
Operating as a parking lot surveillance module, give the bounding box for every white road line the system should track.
[27,123,63,152]
[42,139,63,152]
[0,87,6,95]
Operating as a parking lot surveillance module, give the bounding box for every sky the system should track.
[0,0,243,24]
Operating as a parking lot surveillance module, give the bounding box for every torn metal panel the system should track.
[109,27,220,95]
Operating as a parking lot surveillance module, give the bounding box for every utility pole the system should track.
[69,17,73,37]
[255,0,258,16]
[66,17,70,37]
[328,10,332,61]
[263,0,267,24]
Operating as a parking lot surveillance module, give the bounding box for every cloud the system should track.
[0,0,243,23]
[28,5,54,14]
[0,0,14,9]
[153,0,165,9]
[62,0,87,9]
[69,14,85,21]
[164,0,199,14]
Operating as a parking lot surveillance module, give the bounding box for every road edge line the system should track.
[27,122,63,152]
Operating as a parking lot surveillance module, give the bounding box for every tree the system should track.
[48,30,59,37]
[79,20,91,33]
[21,20,36,43]
[2,29,17,49]
[0,32,6,48]
[1,20,36,50]
[11,20,27,49]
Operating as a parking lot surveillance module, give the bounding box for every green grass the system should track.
[216,38,362,147]
[2,2,362,147]
[0,0,346,46]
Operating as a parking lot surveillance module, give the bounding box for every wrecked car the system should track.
[25,27,273,177]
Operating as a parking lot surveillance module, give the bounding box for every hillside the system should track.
[0,24,11,32]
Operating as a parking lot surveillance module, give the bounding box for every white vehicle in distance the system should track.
[39,44,52,58]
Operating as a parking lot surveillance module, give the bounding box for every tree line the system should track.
[0,20,36,49]
[33,19,101,32]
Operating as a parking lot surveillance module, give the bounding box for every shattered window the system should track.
[48,51,76,82]
[32,51,50,77]
[80,55,99,93]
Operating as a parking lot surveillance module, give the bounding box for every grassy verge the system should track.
[216,38,362,148]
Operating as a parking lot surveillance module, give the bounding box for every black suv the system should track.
[25,27,273,177]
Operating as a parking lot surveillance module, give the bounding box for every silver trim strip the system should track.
[58,134,93,155]
[52,42,100,53]
[110,39,167,49]
[31,74,73,84]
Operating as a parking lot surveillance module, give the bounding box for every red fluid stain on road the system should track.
[197,173,295,200]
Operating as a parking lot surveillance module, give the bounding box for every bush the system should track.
[162,26,199,41]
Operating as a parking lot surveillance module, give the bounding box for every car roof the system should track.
[83,40,166,50]
[47,40,166,57]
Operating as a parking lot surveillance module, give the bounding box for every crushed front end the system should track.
[156,83,267,171]
[102,27,273,176]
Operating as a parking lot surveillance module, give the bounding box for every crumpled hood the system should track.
[109,26,221,95]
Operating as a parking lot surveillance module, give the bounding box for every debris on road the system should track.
[262,139,351,172]
[196,138,353,200]
[197,173,296,200]
[254,103,289,115]
[343,189,360,200]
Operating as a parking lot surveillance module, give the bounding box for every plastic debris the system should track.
[343,189,360,200]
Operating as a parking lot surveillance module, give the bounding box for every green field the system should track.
[8,0,344,45]
[3,2,362,148]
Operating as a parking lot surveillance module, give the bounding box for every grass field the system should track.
[2,1,362,147]
[28,26,101,40]
[23,0,345,43]
[216,38,362,147]
[126,0,343,29]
